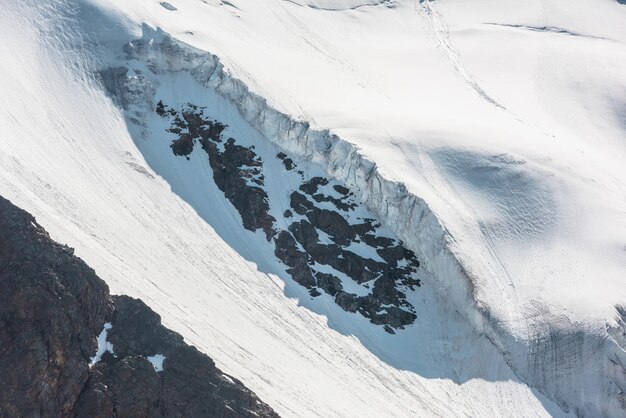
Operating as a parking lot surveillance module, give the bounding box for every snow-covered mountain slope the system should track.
[0,0,624,416]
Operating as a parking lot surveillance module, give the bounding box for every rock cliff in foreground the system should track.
[0,195,278,417]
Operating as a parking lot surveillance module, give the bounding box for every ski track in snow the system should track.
[418,0,505,110]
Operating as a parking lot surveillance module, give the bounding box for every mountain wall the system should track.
[0,195,278,417]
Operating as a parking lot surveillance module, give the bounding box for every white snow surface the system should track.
[90,323,114,366]
[0,0,625,416]
[147,354,166,372]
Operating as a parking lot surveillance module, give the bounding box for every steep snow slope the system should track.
[90,0,626,327]
[0,1,569,416]
[0,0,624,416]
[86,0,625,415]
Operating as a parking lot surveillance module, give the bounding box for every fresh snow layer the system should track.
[90,323,114,366]
[0,0,625,416]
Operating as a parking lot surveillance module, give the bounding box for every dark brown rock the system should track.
[170,133,194,157]
[299,177,328,195]
[161,103,277,240]
[274,231,316,288]
[0,196,279,418]
[306,208,356,246]
[315,273,343,296]
[153,100,422,331]
[290,191,314,215]
[332,185,350,195]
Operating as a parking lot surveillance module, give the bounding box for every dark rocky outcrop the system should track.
[158,102,276,240]
[274,231,316,289]
[276,152,295,171]
[299,178,356,212]
[202,137,275,239]
[289,191,315,216]
[306,208,356,245]
[332,185,350,196]
[283,175,420,330]
[315,273,343,296]
[0,196,278,417]
[155,102,421,331]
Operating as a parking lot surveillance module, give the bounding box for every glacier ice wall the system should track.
[105,26,625,417]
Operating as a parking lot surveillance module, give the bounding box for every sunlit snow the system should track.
[1,0,624,416]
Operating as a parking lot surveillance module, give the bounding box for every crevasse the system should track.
[112,26,625,418]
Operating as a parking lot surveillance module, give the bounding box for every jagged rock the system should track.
[170,133,194,158]
[159,103,276,240]
[290,192,356,245]
[306,208,356,245]
[311,192,355,211]
[156,99,166,116]
[330,250,380,283]
[351,219,377,237]
[316,273,343,296]
[300,177,355,211]
[376,306,417,329]
[283,158,295,170]
[154,101,422,331]
[76,354,162,418]
[333,185,350,195]
[276,151,295,170]
[0,198,110,417]
[299,177,328,195]
[335,292,362,313]
[290,191,315,215]
[361,234,395,248]
[334,291,416,331]
[371,274,404,305]
[274,231,315,288]
[377,245,415,267]
[0,195,278,418]
[288,220,320,251]
[286,190,420,328]
[306,243,343,266]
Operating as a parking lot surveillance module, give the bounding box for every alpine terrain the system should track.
[0,0,625,417]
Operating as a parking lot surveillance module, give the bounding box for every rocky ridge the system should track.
[0,195,278,417]
[155,102,421,332]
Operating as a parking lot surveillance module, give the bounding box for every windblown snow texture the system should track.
[1,0,626,417]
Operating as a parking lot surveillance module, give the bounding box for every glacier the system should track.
[0,0,625,416]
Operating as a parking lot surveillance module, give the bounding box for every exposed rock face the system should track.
[0,195,278,418]
[156,103,421,332]
[160,101,276,240]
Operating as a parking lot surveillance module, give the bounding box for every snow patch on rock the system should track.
[90,323,114,366]
[147,354,166,372]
